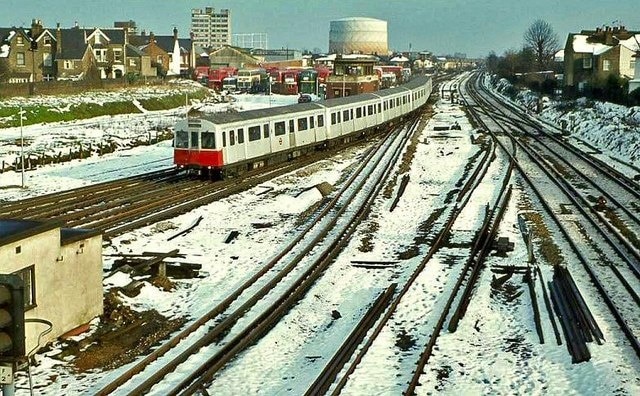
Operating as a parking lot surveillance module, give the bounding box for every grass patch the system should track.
[517,193,564,266]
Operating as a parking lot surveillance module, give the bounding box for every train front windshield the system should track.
[175,131,189,148]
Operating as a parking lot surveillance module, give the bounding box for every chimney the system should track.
[31,19,43,39]
[56,22,62,55]
[173,26,178,40]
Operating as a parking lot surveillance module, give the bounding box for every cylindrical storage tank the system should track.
[329,17,388,55]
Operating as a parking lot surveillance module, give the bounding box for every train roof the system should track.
[189,75,431,125]
[193,102,324,125]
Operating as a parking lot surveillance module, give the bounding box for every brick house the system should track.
[131,28,193,78]
[0,19,165,83]
[563,26,640,94]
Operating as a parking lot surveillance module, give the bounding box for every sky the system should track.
[1,0,639,58]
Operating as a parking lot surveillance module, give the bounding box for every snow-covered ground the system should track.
[2,79,639,395]
[490,75,640,172]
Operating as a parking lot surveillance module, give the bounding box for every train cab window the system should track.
[289,120,295,133]
[222,131,227,147]
[356,107,362,118]
[263,124,270,138]
[248,126,261,142]
[190,132,199,149]
[237,128,245,144]
[377,103,381,113]
[309,116,315,129]
[298,117,308,131]
[275,121,286,136]
[343,110,349,121]
[318,114,324,127]
[230,130,235,146]
[175,131,189,148]
[201,132,215,149]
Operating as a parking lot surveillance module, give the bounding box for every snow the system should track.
[572,35,612,55]
[2,76,639,395]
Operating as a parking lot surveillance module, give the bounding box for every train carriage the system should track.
[174,76,432,178]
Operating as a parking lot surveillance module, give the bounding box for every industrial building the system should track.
[191,7,231,49]
[329,17,388,56]
[0,219,103,356]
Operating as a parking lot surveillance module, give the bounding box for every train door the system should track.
[288,119,297,147]
[271,120,288,153]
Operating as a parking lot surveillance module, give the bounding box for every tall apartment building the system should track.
[191,7,231,49]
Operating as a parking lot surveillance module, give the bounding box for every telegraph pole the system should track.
[19,106,25,188]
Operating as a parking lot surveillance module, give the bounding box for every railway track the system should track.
[461,72,640,362]
[91,111,426,394]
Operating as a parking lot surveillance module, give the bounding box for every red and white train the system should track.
[173,76,432,178]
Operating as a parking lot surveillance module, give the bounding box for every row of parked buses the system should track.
[193,66,333,96]
[174,75,432,178]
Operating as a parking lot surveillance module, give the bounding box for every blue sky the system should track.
[2,0,639,57]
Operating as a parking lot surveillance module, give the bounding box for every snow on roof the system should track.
[390,56,409,62]
[572,34,612,55]
[554,49,565,62]
[620,34,640,52]
[0,44,9,57]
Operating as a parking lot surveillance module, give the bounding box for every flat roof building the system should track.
[191,7,231,50]
[0,219,103,355]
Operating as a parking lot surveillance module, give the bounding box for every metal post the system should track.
[342,72,346,98]
[19,106,25,188]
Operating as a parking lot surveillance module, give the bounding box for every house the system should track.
[563,26,640,94]
[0,19,160,83]
[130,27,193,78]
[0,219,103,355]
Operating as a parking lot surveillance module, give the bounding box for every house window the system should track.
[113,49,122,62]
[129,58,137,67]
[43,36,51,46]
[603,59,611,71]
[43,52,52,67]
[14,266,36,310]
[16,36,23,45]
[631,60,636,71]
[94,49,107,62]
[156,55,163,64]
[583,57,593,69]
[64,60,73,69]
[16,52,25,66]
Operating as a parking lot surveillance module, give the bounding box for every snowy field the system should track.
[1,79,639,395]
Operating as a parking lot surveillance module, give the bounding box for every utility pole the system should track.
[19,106,25,188]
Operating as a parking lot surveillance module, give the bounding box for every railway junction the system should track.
[0,73,639,395]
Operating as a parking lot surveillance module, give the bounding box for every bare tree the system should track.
[524,19,560,71]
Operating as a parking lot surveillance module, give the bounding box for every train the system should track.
[173,75,432,178]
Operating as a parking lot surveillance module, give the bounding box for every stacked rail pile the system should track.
[549,266,604,363]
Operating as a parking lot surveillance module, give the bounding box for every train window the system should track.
[331,113,337,125]
[396,98,401,106]
[318,114,324,127]
[403,96,407,105]
[201,132,215,149]
[190,132,199,149]
[248,126,261,142]
[383,102,388,111]
[309,116,314,129]
[298,117,308,131]
[377,103,381,113]
[337,112,341,123]
[275,121,286,136]
[343,110,349,121]
[356,107,362,118]
[229,130,235,146]
[390,100,394,109]
[350,109,354,119]
[237,128,245,144]
[263,124,270,138]
[175,131,189,148]
[222,131,227,147]
[289,120,295,133]
[367,105,373,115]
